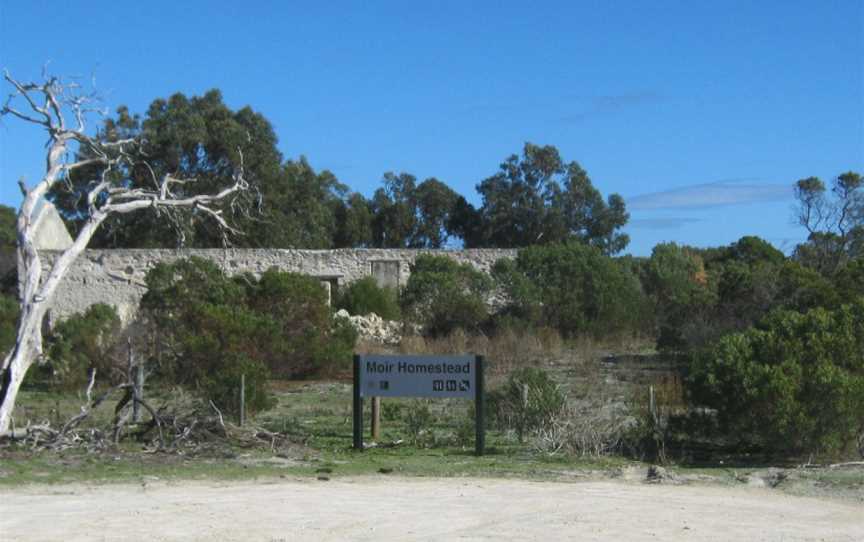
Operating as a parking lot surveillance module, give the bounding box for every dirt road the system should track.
[1,477,861,541]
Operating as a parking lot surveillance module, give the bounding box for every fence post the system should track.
[353,355,363,450]
[649,384,657,425]
[475,355,485,456]
[371,397,381,441]
[239,373,246,427]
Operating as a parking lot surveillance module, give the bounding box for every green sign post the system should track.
[353,354,485,455]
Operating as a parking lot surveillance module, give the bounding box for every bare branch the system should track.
[3,70,52,125]
[0,105,45,125]
[64,157,107,172]
[0,70,252,432]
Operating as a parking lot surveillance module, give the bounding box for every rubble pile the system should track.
[335,309,405,345]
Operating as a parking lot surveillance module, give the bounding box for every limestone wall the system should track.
[38,248,518,325]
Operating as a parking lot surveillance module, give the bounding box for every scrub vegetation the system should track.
[0,74,862,492]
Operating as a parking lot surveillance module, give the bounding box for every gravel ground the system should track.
[2,476,862,541]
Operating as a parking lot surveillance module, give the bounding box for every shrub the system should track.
[336,276,400,320]
[487,367,566,441]
[245,268,357,377]
[404,400,434,446]
[833,258,864,301]
[688,298,864,459]
[45,303,121,389]
[401,254,492,336]
[199,352,275,417]
[493,242,649,338]
[642,243,718,350]
[141,258,356,411]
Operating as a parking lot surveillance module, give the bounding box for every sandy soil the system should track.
[1,477,862,541]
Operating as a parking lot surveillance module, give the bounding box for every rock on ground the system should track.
[335,309,407,345]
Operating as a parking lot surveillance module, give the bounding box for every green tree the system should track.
[372,172,419,248]
[775,260,840,313]
[447,195,485,248]
[493,242,648,338]
[45,304,121,389]
[833,257,864,301]
[333,192,374,248]
[793,171,863,274]
[688,300,864,458]
[52,90,356,250]
[642,243,717,350]
[722,235,785,266]
[51,90,282,248]
[401,255,492,335]
[264,158,349,248]
[413,178,459,248]
[705,236,786,332]
[370,173,460,248]
[142,257,356,413]
[464,143,629,253]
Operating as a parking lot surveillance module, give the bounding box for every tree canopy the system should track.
[49,90,278,248]
[793,171,863,274]
[52,94,629,253]
[456,143,629,253]
[370,173,460,248]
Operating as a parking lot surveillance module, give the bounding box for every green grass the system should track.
[1,379,636,487]
[2,374,861,504]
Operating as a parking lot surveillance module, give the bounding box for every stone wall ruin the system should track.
[38,247,518,326]
[22,200,517,326]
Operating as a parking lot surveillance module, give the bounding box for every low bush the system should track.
[688,298,864,459]
[141,257,357,414]
[487,367,566,442]
[45,303,121,389]
[198,352,275,417]
[404,400,435,446]
[401,254,492,336]
[493,242,650,339]
[336,276,400,320]
[642,242,717,351]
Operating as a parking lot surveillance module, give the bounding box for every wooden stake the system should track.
[239,373,246,427]
[371,396,381,441]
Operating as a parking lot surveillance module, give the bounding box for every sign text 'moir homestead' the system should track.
[359,355,476,398]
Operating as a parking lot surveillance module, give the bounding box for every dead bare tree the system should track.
[0,70,250,434]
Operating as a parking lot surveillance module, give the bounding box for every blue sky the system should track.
[1,1,862,255]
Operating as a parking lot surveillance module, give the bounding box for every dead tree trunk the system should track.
[0,70,249,434]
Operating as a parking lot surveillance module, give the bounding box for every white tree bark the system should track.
[0,71,249,433]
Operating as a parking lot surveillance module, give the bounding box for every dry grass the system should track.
[395,327,565,379]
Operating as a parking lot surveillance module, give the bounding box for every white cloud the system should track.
[627,217,702,230]
[627,180,793,211]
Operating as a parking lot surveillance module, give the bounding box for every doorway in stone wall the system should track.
[370,260,400,290]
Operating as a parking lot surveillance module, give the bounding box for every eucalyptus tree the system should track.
[371,172,460,248]
[793,172,863,274]
[460,143,629,253]
[53,89,282,248]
